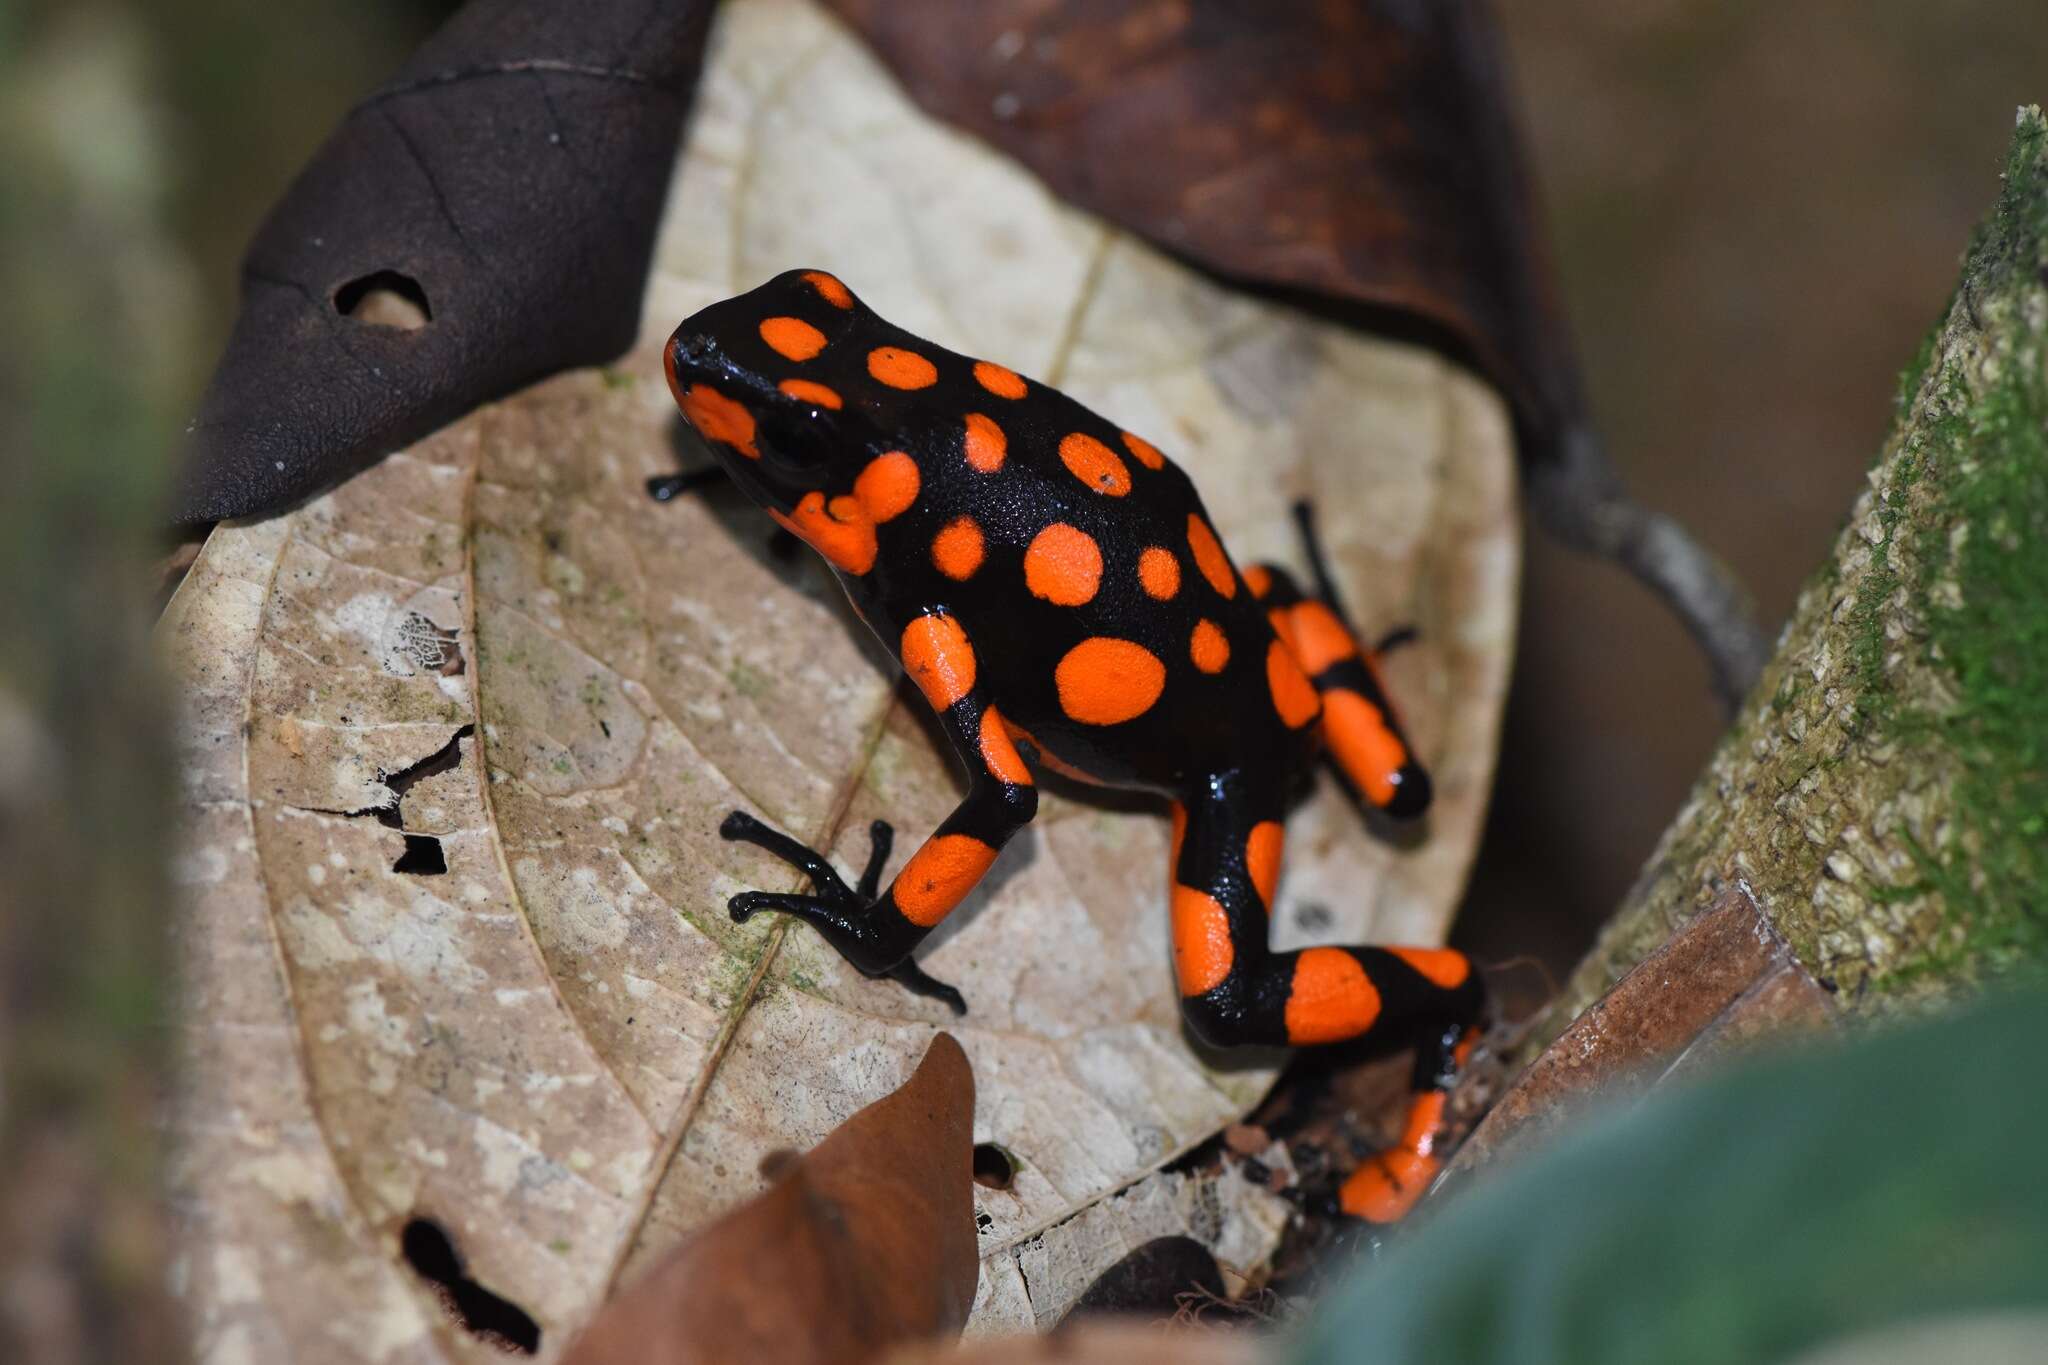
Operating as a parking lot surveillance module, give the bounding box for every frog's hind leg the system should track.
[1247,508,1431,819]
[1170,775,1483,1223]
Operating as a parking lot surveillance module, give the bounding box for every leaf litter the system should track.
[160,1,1517,1358]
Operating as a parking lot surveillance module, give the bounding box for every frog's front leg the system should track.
[721,608,1037,1014]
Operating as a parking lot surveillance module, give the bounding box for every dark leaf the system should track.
[561,1033,980,1365]
[1062,1236,1226,1325]
[821,0,1584,449]
[171,0,715,524]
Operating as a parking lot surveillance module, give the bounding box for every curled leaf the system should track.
[562,1033,978,1365]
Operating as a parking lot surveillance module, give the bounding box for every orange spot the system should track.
[1400,1090,1450,1155]
[1267,607,1300,657]
[894,833,996,927]
[1171,885,1234,995]
[963,412,1007,473]
[777,378,842,409]
[760,315,826,361]
[979,707,1033,786]
[1287,601,1359,675]
[1285,947,1381,1044]
[1189,619,1230,673]
[1169,802,1188,878]
[1187,515,1236,598]
[1267,640,1321,728]
[1059,432,1132,497]
[901,613,976,710]
[1339,1146,1440,1223]
[1055,638,1165,725]
[1024,523,1102,606]
[973,360,1027,400]
[1121,430,1165,470]
[1390,947,1471,990]
[1321,688,1405,806]
[768,490,875,574]
[1246,821,1283,911]
[1244,565,1273,599]
[869,345,937,390]
[803,271,854,309]
[931,516,985,581]
[1138,547,1181,600]
[680,384,758,458]
[853,451,919,522]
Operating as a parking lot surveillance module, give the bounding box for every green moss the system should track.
[1865,110,2048,988]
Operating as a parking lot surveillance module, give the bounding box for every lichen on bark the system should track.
[1549,108,2048,1032]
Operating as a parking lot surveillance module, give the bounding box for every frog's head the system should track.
[662,268,936,518]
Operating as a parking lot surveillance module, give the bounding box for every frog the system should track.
[652,269,1484,1221]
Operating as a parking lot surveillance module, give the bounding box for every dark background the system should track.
[104,0,2048,983]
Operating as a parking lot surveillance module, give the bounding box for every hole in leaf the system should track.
[335,270,431,329]
[972,1143,1015,1190]
[400,1217,539,1354]
[392,833,446,875]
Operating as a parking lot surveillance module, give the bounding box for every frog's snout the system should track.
[669,332,720,373]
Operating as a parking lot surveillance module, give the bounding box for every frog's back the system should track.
[673,270,1320,796]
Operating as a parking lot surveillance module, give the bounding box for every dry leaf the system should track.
[161,1,1516,1358]
[562,1032,977,1365]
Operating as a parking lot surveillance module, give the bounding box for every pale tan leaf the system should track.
[161,0,1517,1358]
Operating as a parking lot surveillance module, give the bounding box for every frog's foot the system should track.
[1334,1025,1479,1224]
[718,810,967,1014]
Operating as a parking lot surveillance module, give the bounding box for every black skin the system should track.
[651,269,1480,1080]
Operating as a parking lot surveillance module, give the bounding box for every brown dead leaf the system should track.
[160,1,1517,1357]
[562,1032,976,1365]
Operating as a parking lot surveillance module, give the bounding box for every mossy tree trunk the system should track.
[1546,109,2048,1038]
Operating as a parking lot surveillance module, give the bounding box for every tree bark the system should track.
[1540,108,2048,1044]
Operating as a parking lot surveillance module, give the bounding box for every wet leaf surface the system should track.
[161,1,1517,1357]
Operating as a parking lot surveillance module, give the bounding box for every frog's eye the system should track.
[756,397,840,471]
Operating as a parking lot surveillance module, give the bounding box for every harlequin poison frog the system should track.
[653,269,1484,1221]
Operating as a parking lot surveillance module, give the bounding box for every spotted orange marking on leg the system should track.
[978,706,1033,786]
[853,451,919,522]
[1339,1146,1440,1223]
[1138,547,1180,600]
[778,378,842,409]
[962,412,1006,473]
[1284,947,1381,1044]
[1246,821,1283,911]
[1243,564,1273,599]
[1169,801,1188,877]
[1121,430,1165,470]
[869,345,938,390]
[1266,640,1321,728]
[769,491,875,574]
[1390,947,1471,990]
[1024,523,1102,606]
[1267,607,1300,658]
[1055,638,1165,724]
[931,516,985,580]
[1059,432,1132,496]
[1287,601,1359,675]
[895,833,997,927]
[1187,515,1236,598]
[1400,1090,1450,1154]
[679,384,758,458]
[803,271,853,309]
[1321,688,1405,806]
[1171,885,1233,995]
[1189,619,1229,673]
[760,315,826,361]
[900,613,976,709]
[973,360,1027,399]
